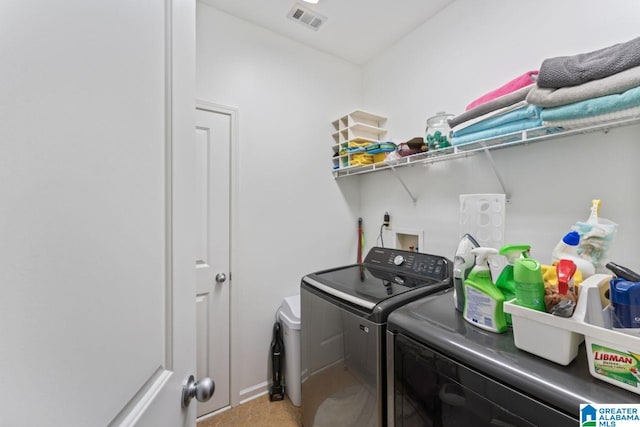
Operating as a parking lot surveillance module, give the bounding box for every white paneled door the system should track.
[194,106,232,417]
[0,0,199,426]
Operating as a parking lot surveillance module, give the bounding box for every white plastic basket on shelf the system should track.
[504,274,640,394]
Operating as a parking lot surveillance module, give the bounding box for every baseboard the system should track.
[197,405,231,423]
[238,381,269,404]
[195,382,270,423]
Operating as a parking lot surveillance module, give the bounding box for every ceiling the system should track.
[199,0,455,65]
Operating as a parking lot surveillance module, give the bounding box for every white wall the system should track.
[196,3,362,401]
[361,0,640,266]
[197,0,640,405]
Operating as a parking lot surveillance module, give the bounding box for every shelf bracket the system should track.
[389,165,418,205]
[480,143,511,203]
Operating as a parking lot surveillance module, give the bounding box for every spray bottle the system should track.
[496,244,530,325]
[463,247,507,333]
[453,234,480,312]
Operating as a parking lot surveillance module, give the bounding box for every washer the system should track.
[300,247,452,427]
[386,288,639,426]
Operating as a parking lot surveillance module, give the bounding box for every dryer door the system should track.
[391,334,576,427]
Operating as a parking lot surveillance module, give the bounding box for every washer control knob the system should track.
[393,255,405,266]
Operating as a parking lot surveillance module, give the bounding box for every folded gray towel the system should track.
[538,36,640,89]
[528,65,640,107]
[448,85,532,128]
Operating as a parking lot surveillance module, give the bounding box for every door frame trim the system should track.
[195,100,240,407]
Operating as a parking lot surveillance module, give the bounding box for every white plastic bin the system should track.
[503,274,611,366]
[278,294,301,407]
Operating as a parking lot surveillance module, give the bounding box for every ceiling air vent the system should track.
[287,4,327,31]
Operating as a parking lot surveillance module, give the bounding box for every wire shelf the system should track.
[333,115,640,179]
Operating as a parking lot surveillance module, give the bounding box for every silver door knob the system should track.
[182,375,215,408]
[215,272,227,283]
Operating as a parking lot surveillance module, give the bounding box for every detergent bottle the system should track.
[463,247,507,333]
[551,230,595,278]
[453,234,480,312]
[514,256,546,312]
[496,244,531,325]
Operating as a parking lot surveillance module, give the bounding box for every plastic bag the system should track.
[571,200,618,273]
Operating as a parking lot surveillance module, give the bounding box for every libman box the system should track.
[582,320,640,394]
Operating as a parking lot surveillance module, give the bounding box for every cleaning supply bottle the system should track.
[549,259,578,317]
[610,278,640,332]
[551,230,595,278]
[496,244,531,325]
[463,247,507,333]
[453,234,480,312]
[606,261,640,282]
[514,256,546,312]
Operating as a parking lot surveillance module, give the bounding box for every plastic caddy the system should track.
[505,274,640,395]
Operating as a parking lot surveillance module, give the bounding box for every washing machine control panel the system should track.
[364,247,449,281]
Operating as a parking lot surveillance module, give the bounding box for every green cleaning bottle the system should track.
[463,247,507,333]
[514,256,546,312]
[496,244,531,325]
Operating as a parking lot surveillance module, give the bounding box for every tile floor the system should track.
[197,394,301,427]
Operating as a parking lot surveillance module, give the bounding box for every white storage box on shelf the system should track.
[278,294,301,406]
[331,110,387,171]
[505,274,640,395]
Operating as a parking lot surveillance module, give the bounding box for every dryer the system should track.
[386,288,638,426]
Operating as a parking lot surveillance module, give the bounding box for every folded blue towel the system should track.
[452,118,543,146]
[453,105,542,137]
[346,146,367,153]
[540,84,640,122]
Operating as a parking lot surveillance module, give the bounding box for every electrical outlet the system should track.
[383,212,390,228]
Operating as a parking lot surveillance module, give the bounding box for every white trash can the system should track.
[278,294,301,407]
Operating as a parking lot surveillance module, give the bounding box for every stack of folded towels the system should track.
[449,70,543,146]
[448,36,640,145]
[528,36,640,129]
[345,140,374,166]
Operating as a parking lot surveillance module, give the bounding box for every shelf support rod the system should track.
[480,143,511,203]
[389,166,418,205]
